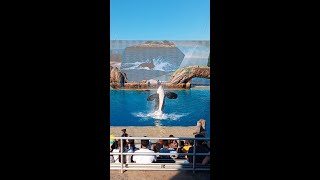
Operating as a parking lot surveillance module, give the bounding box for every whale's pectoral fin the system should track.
[147,94,159,101]
[165,92,178,99]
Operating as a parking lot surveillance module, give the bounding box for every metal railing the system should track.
[110,136,210,173]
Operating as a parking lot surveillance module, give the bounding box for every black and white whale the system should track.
[147,84,178,116]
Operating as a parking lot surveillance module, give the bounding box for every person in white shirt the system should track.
[132,139,156,163]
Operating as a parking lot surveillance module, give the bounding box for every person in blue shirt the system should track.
[125,137,136,163]
[159,140,172,159]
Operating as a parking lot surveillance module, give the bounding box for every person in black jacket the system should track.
[121,129,128,149]
[187,134,209,163]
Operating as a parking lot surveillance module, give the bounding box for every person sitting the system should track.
[181,140,193,159]
[179,140,185,149]
[111,140,121,163]
[187,134,210,163]
[143,136,152,150]
[176,140,185,159]
[154,139,163,153]
[168,135,178,150]
[132,139,156,163]
[159,140,172,159]
[202,141,211,165]
[202,140,210,152]
[110,144,115,163]
[111,140,123,163]
[156,140,176,163]
[125,137,135,163]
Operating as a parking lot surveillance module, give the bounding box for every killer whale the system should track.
[138,59,155,70]
[147,84,178,115]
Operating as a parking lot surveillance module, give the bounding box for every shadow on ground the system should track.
[169,171,211,180]
[110,170,211,180]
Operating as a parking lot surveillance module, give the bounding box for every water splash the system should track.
[153,58,174,71]
[154,120,162,126]
[132,112,189,121]
[122,57,175,71]
[121,61,145,70]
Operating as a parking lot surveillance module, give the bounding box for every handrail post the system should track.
[121,139,123,173]
[193,139,196,173]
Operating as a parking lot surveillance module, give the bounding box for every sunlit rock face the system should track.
[169,66,210,84]
[110,66,128,83]
[120,41,185,82]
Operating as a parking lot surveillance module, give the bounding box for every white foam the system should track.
[132,112,189,121]
[122,61,145,70]
[122,57,175,71]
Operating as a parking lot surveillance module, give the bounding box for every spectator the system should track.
[179,140,185,149]
[110,134,116,150]
[202,140,210,151]
[143,136,152,149]
[168,135,178,150]
[154,139,163,153]
[159,140,171,159]
[125,137,135,163]
[187,134,209,163]
[202,141,211,165]
[132,139,156,163]
[182,140,193,152]
[111,140,119,150]
[181,140,193,159]
[176,140,185,158]
[110,142,115,163]
[112,140,121,163]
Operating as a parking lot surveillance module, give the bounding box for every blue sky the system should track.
[110,0,210,40]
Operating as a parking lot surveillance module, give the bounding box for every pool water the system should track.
[110,89,210,136]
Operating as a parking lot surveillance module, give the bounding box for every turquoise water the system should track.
[110,89,210,136]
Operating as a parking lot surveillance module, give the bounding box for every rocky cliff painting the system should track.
[110,40,210,84]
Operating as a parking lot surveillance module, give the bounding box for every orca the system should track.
[147,84,178,115]
[138,59,155,70]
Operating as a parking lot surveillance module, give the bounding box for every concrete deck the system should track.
[110,126,196,143]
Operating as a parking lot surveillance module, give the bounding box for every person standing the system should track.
[187,134,209,163]
[118,129,128,163]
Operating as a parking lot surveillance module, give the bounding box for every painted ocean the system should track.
[110,88,210,137]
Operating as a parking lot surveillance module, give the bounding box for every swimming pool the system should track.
[110,88,210,136]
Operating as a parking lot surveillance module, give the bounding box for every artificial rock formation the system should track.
[110,66,128,83]
[131,40,176,48]
[169,66,210,84]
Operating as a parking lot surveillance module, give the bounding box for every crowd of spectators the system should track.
[110,129,211,165]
